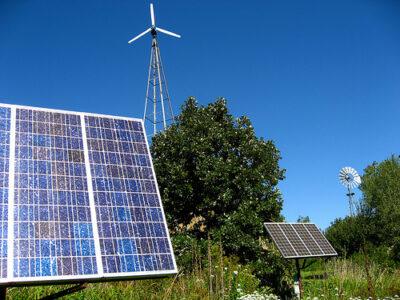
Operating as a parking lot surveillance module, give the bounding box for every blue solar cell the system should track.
[0,104,176,283]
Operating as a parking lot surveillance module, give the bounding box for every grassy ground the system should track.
[302,258,400,299]
[6,276,205,300]
[5,258,400,299]
[5,263,254,300]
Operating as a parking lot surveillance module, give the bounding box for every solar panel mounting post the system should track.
[0,286,6,299]
[0,283,86,299]
[39,283,86,300]
[295,258,302,299]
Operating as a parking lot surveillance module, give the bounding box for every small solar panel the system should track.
[264,223,337,259]
[0,103,177,285]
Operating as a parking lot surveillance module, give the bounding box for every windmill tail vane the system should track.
[128,3,181,137]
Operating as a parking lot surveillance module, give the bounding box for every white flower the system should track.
[233,270,238,276]
[238,292,280,300]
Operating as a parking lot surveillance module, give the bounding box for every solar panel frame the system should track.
[0,103,177,286]
[264,222,338,259]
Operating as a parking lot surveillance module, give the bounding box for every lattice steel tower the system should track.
[128,3,180,136]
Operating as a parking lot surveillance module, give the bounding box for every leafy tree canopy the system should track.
[360,155,400,261]
[325,216,365,256]
[151,98,289,291]
[297,215,310,223]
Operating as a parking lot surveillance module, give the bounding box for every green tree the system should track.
[325,216,365,256]
[296,215,310,223]
[151,97,291,294]
[360,155,400,261]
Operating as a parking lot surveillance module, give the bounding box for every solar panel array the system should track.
[0,103,177,285]
[264,223,337,259]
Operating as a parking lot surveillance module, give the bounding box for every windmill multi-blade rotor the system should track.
[128,3,181,44]
[339,167,361,189]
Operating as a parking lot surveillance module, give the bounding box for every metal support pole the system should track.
[0,286,6,299]
[40,283,86,300]
[295,259,302,299]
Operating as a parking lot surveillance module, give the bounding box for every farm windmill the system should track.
[128,3,180,136]
[339,167,361,216]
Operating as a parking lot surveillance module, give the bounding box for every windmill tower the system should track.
[339,167,361,216]
[128,3,180,136]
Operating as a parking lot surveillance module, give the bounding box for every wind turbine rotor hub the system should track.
[345,174,353,182]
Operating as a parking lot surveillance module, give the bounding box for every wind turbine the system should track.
[128,3,181,136]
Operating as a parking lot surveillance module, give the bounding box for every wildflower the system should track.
[233,271,238,276]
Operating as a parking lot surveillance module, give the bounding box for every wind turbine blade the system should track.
[156,27,181,38]
[128,28,152,44]
[150,3,155,26]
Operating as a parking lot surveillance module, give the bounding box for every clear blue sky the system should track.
[1,1,399,229]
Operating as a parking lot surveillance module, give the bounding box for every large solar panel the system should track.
[264,223,337,259]
[0,103,177,285]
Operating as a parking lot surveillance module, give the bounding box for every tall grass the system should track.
[303,258,400,299]
[6,275,208,300]
[6,243,259,300]
[5,254,400,299]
